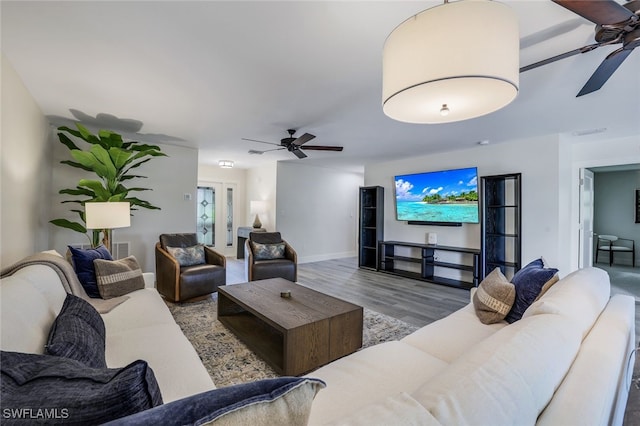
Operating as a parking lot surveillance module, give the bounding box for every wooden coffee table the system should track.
[217,278,363,376]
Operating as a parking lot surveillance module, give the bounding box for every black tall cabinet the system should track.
[480,173,522,280]
[358,186,384,270]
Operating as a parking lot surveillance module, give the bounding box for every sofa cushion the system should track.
[522,267,610,338]
[325,392,442,426]
[105,323,216,402]
[412,314,582,426]
[103,377,324,426]
[0,275,58,354]
[305,341,448,425]
[504,258,558,323]
[166,244,205,267]
[401,302,506,363]
[473,267,515,324]
[1,351,162,425]
[94,256,145,299]
[68,245,113,298]
[45,293,106,369]
[251,241,286,260]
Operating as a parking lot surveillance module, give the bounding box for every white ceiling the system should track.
[2,1,639,171]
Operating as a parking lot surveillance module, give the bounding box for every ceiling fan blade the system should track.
[292,133,316,146]
[576,46,633,96]
[241,138,279,146]
[520,42,601,72]
[301,145,344,152]
[552,0,636,26]
[292,148,307,159]
[248,147,285,155]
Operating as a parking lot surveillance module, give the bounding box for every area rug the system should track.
[166,295,419,387]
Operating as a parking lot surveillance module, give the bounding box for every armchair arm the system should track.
[245,239,255,281]
[617,237,635,247]
[283,239,297,264]
[204,246,226,268]
[155,243,180,301]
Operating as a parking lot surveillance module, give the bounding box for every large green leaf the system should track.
[78,179,111,200]
[76,123,101,144]
[119,174,146,181]
[70,150,109,178]
[109,147,132,170]
[90,145,117,180]
[60,160,93,172]
[59,187,96,197]
[49,219,87,234]
[58,132,80,151]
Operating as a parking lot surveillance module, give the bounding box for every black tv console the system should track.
[378,241,480,290]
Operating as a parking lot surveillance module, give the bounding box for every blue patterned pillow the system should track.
[103,377,325,425]
[251,242,286,260]
[166,244,205,266]
[46,293,106,369]
[68,245,113,298]
[1,351,162,424]
[504,258,559,323]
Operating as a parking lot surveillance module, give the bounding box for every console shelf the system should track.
[378,241,480,290]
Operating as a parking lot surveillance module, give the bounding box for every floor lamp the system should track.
[85,202,131,253]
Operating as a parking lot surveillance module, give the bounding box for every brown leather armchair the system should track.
[245,232,297,282]
[155,233,226,302]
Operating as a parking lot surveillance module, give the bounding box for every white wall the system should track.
[276,162,363,263]
[50,140,198,273]
[245,163,278,231]
[198,164,247,256]
[1,55,52,267]
[568,135,640,271]
[364,134,568,274]
[593,169,640,266]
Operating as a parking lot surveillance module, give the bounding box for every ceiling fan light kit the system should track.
[382,0,519,124]
[218,160,234,168]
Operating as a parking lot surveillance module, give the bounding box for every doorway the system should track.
[197,181,238,256]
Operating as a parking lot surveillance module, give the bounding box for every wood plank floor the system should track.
[227,257,469,328]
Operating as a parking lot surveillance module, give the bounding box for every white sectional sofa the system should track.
[306,267,636,425]
[0,253,215,403]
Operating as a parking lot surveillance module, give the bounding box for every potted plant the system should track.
[50,123,167,247]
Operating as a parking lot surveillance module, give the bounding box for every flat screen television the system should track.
[394,167,479,224]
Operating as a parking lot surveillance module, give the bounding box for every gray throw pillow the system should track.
[473,267,516,324]
[505,258,559,324]
[251,242,286,261]
[94,256,145,299]
[1,351,162,425]
[166,244,206,266]
[46,293,106,369]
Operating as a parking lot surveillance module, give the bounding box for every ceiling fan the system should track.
[520,0,640,97]
[242,129,344,159]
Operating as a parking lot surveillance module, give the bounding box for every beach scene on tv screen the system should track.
[395,168,479,223]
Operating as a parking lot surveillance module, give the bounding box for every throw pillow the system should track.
[68,245,113,298]
[504,258,559,324]
[166,244,205,267]
[45,293,106,369]
[94,256,145,299]
[251,242,286,261]
[1,351,162,425]
[102,376,325,426]
[472,268,516,324]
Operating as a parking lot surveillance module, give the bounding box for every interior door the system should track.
[578,168,595,268]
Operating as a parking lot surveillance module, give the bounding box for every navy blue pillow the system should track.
[103,377,326,426]
[1,351,162,425]
[46,293,106,368]
[505,258,559,323]
[68,245,112,297]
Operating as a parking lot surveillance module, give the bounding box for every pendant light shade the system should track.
[382,0,519,124]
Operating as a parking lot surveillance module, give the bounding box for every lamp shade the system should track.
[382,0,519,124]
[85,202,131,229]
[250,201,268,214]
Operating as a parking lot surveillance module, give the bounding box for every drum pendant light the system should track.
[382,0,519,124]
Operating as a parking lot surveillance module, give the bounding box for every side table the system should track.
[237,226,266,259]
